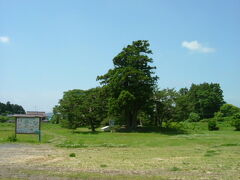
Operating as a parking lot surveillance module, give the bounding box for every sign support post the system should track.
[38,130,41,142]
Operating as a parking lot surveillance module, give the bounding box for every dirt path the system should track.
[0,143,70,179]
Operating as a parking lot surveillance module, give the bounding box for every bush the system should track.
[208,119,219,131]
[0,115,10,123]
[188,112,200,122]
[69,153,76,157]
[231,113,240,131]
[214,112,224,122]
[220,104,240,117]
[7,135,17,142]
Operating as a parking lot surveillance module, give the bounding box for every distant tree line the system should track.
[0,101,25,115]
[52,40,239,131]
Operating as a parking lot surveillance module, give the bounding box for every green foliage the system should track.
[231,113,240,131]
[188,83,225,119]
[214,112,224,122]
[188,112,200,122]
[51,41,229,132]
[153,88,178,127]
[170,167,181,171]
[117,90,135,109]
[0,115,12,123]
[51,105,61,124]
[57,88,108,131]
[137,111,152,126]
[69,153,76,157]
[7,134,17,142]
[220,104,240,117]
[0,101,25,115]
[204,150,220,157]
[97,40,158,129]
[100,164,108,168]
[208,119,219,131]
[174,88,192,122]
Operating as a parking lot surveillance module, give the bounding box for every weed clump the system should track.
[69,153,76,157]
[100,164,107,168]
[7,135,17,142]
[204,150,220,157]
[170,166,181,171]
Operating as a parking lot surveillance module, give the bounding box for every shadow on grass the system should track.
[71,126,188,135]
[72,130,101,135]
[116,126,188,135]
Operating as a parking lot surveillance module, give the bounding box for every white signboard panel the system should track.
[16,117,40,134]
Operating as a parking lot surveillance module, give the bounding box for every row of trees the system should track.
[52,40,235,131]
[0,101,25,115]
[152,82,225,127]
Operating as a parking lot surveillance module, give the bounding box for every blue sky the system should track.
[0,0,240,112]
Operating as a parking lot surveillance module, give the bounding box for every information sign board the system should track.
[16,117,40,134]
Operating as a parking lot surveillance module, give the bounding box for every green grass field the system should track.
[0,122,240,179]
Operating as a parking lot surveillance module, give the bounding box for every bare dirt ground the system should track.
[0,143,161,180]
[0,143,70,179]
[0,143,239,180]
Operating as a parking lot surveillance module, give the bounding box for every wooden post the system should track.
[38,130,41,142]
[39,117,41,142]
[15,117,17,139]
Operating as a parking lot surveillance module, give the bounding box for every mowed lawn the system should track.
[0,122,240,180]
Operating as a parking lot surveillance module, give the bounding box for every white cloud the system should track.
[0,36,10,43]
[182,40,215,53]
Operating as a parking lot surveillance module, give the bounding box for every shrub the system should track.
[188,112,200,122]
[231,113,240,131]
[220,104,240,117]
[69,153,76,157]
[100,164,108,168]
[214,112,224,122]
[7,135,17,142]
[0,115,10,123]
[208,119,219,131]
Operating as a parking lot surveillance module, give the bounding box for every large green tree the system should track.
[188,83,225,118]
[57,88,107,131]
[97,40,158,129]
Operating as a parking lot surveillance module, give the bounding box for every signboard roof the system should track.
[13,111,46,118]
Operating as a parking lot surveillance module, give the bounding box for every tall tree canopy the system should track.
[97,40,158,129]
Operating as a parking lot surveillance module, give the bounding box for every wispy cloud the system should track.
[0,36,10,43]
[182,40,215,53]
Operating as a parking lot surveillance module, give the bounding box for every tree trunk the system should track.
[90,118,95,132]
[130,110,138,130]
